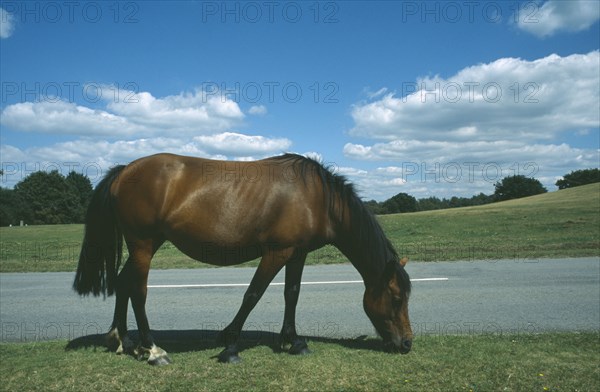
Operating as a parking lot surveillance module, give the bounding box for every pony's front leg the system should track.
[279,252,310,355]
[217,247,293,363]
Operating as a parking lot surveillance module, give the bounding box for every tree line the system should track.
[0,168,597,226]
[0,170,92,226]
[365,169,599,215]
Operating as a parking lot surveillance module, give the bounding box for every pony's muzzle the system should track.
[384,338,412,354]
[400,338,412,353]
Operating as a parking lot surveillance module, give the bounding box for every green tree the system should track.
[494,175,547,202]
[13,171,81,224]
[364,200,385,215]
[470,192,494,206]
[65,171,93,222]
[417,196,447,211]
[555,168,600,189]
[0,187,33,226]
[381,192,418,214]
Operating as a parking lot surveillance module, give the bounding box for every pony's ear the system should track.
[384,258,408,281]
[383,258,409,286]
[383,261,402,297]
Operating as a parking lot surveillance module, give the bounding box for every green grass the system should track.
[382,183,600,262]
[0,332,598,391]
[1,184,598,272]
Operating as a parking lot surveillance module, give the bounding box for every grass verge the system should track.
[0,332,598,391]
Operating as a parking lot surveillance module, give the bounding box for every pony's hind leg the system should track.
[107,260,135,355]
[115,237,171,366]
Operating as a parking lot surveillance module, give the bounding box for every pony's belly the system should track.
[169,239,263,266]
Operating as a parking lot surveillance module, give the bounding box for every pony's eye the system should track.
[392,296,403,308]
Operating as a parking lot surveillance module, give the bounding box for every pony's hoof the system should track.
[117,336,135,355]
[106,328,134,355]
[135,344,171,365]
[106,329,121,351]
[289,340,311,355]
[217,348,242,364]
[148,354,172,366]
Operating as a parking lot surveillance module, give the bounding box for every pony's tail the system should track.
[73,165,126,297]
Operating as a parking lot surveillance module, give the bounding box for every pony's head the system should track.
[363,257,413,354]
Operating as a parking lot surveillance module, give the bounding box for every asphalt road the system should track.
[1,258,598,343]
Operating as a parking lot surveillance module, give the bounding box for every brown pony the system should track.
[73,153,412,365]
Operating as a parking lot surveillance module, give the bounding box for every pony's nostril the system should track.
[402,339,412,351]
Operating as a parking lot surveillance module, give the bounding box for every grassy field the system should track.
[383,182,600,262]
[0,183,598,273]
[0,332,597,391]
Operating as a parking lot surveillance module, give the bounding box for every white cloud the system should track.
[335,166,424,201]
[105,88,244,132]
[1,101,143,136]
[343,140,598,200]
[0,7,15,39]
[0,88,245,137]
[303,152,323,162]
[344,139,598,167]
[248,105,268,115]
[337,166,368,177]
[515,0,600,37]
[193,132,291,156]
[345,51,599,200]
[350,51,599,142]
[366,87,389,99]
[338,146,599,201]
[0,84,292,188]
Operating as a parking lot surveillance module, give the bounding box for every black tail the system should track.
[73,165,126,297]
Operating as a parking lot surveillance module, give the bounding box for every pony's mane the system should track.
[272,154,409,292]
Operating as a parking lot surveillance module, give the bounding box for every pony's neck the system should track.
[334,217,386,289]
[336,240,373,287]
[323,172,390,288]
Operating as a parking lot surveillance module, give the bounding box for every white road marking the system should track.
[410,277,448,282]
[148,277,448,289]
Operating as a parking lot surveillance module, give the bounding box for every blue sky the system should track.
[1,1,599,200]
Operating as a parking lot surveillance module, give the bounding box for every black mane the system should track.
[273,154,409,293]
